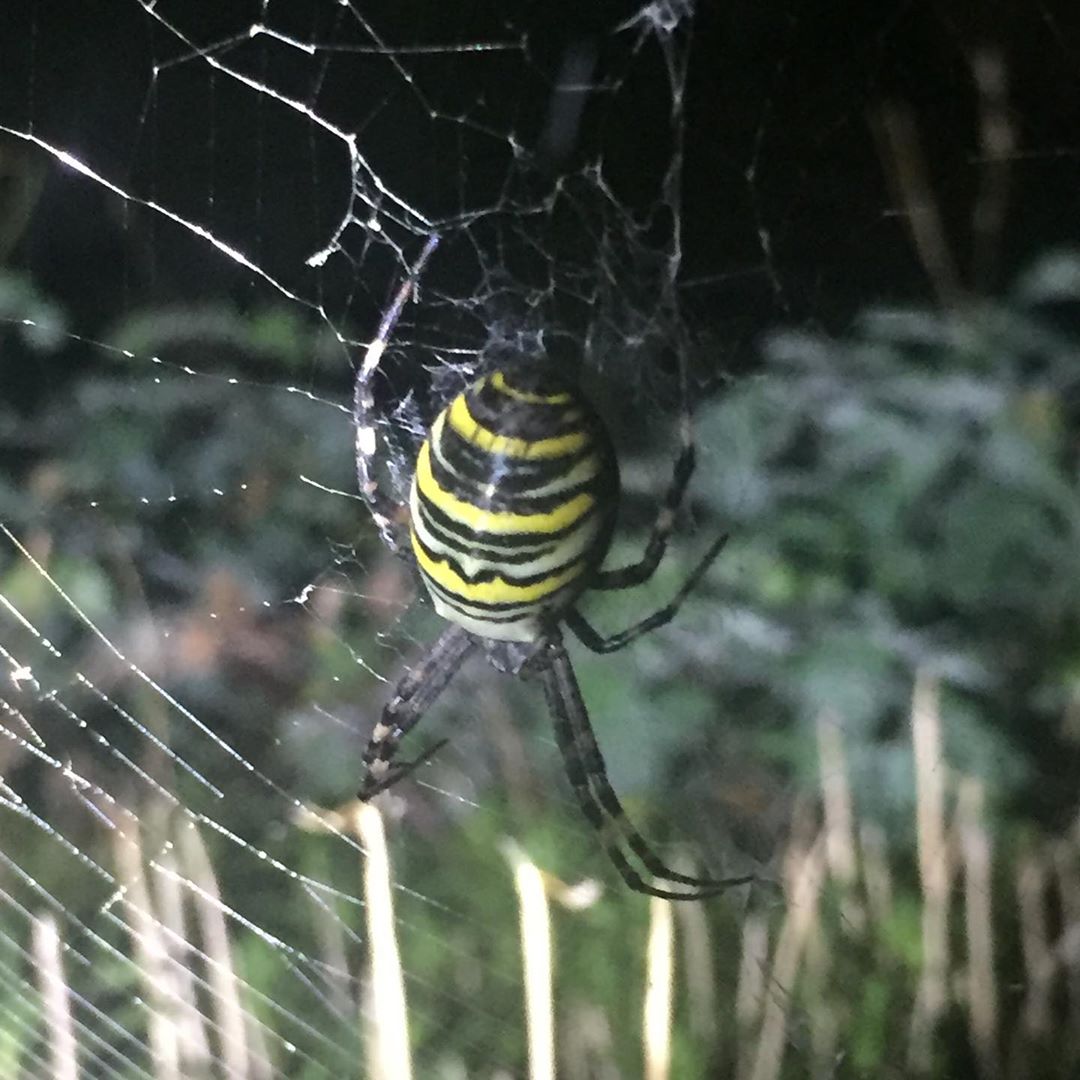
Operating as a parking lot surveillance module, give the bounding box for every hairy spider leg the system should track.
[567,532,729,654]
[538,634,752,900]
[353,233,440,552]
[358,622,476,799]
[591,410,699,591]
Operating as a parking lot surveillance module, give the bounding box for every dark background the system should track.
[2,3,1080,1076]
[4,1,1079,372]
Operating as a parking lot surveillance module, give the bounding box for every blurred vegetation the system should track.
[1,250,1080,1077]
[693,254,1080,834]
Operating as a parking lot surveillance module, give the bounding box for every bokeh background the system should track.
[1,2,1079,1077]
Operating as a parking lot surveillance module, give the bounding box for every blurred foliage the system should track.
[2,250,1080,1075]
[683,255,1080,837]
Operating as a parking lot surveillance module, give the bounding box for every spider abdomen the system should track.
[409,369,618,641]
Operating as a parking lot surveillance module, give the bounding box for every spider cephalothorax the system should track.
[353,238,748,900]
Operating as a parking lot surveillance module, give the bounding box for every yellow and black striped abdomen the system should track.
[409,369,618,642]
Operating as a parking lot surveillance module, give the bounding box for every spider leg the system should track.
[592,404,697,591]
[358,623,476,799]
[568,532,728,655]
[354,233,440,552]
[538,634,751,900]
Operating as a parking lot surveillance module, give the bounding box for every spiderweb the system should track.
[2,2,1079,1077]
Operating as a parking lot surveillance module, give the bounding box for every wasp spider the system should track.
[354,238,748,900]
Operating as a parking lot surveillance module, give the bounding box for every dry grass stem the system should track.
[908,672,952,1074]
[153,847,211,1071]
[1016,850,1053,1040]
[353,801,412,1080]
[876,104,964,308]
[803,930,837,1080]
[957,776,998,1078]
[643,895,674,1080]
[112,816,182,1080]
[735,912,770,1041]
[815,709,864,933]
[970,47,1014,291]
[1053,841,1080,1060]
[858,821,894,927]
[502,840,555,1080]
[675,876,717,1042]
[31,911,77,1080]
[747,834,827,1080]
[308,877,354,1025]
[178,819,265,1080]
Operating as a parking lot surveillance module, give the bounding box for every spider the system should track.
[353,236,750,900]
